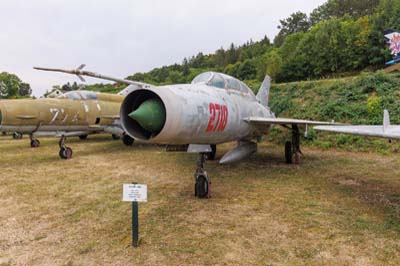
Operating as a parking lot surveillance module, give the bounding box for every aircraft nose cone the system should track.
[128,99,166,133]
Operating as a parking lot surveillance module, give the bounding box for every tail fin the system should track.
[256,75,271,107]
[383,109,390,133]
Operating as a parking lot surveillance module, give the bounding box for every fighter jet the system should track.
[42,66,334,198]
[315,109,400,139]
[0,67,136,159]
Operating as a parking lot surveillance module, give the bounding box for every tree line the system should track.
[124,0,400,86]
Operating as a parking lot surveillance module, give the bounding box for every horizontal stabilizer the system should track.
[383,109,390,133]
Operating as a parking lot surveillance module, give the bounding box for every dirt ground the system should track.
[1,134,400,266]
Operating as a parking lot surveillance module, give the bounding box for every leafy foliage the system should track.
[0,72,31,99]
[269,72,400,152]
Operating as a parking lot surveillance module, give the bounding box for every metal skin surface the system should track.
[315,109,400,139]
[0,91,123,135]
[121,83,273,145]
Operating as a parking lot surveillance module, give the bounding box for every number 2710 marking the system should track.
[206,103,228,132]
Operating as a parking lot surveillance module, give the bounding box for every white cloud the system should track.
[0,0,326,96]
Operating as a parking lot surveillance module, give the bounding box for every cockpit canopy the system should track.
[191,72,255,98]
[56,90,98,100]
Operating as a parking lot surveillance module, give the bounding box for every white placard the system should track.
[122,184,147,202]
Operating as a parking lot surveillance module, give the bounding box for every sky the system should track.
[0,0,326,96]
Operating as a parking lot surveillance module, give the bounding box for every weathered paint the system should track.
[0,90,124,136]
[121,79,272,145]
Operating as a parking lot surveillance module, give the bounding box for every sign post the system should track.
[132,201,139,247]
[122,183,147,247]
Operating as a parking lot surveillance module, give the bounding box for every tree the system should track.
[226,43,239,65]
[274,11,310,47]
[19,83,31,96]
[182,58,190,76]
[0,72,22,99]
[264,50,283,81]
[237,60,257,80]
[310,0,380,25]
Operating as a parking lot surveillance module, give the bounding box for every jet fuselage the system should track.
[121,80,274,145]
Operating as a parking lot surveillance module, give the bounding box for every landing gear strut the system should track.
[194,153,211,198]
[29,134,40,148]
[58,135,73,159]
[285,124,302,164]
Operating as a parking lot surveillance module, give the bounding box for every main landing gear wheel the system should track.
[122,134,134,146]
[195,174,209,198]
[13,132,23,139]
[194,153,211,199]
[206,144,217,160]
[79,135,88,140]
[58,135,73,160]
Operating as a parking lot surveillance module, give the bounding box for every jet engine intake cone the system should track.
[128,99,166,134]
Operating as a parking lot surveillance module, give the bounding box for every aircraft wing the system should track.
[32,131,93,137]
[314,125,400,139]
[244,117,333,125]
[315,110,400,139]
[244,116,334,134]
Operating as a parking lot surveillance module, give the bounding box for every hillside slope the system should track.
[266,71,400,152]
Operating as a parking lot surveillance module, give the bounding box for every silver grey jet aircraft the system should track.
[37,66,334,198]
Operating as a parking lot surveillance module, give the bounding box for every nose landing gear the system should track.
[194,153,211,198]
[58,135,73,159]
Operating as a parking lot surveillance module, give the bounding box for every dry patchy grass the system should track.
[0,134,400,265]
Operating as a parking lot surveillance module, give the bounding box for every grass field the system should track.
[1,134,400,266]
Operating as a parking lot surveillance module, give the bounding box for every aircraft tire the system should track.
[206,145,217,160]
[59,148,66,159]
[195,174,209,198]
[59,147,73,159]
[79,135,88,140]
[122,134,134,146]
[30,139,40,148]
[285,141,293,164]
[112,134,120,140]
[64,147,73,159]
